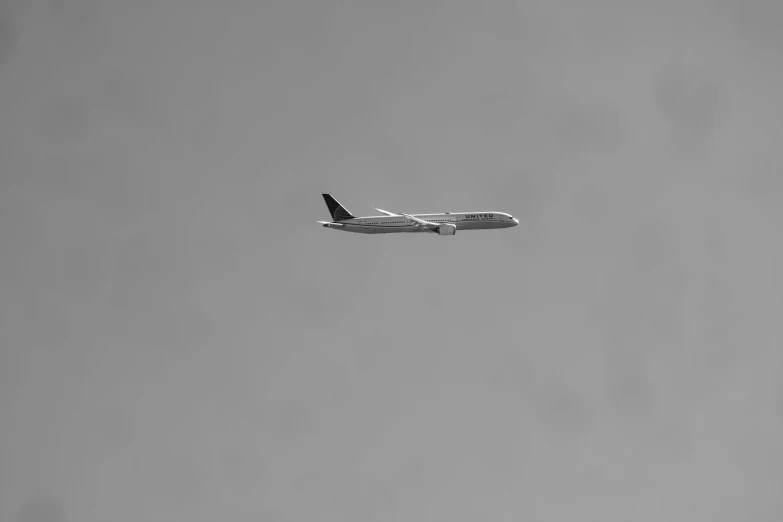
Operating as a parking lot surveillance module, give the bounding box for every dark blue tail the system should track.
[322,194,356,221]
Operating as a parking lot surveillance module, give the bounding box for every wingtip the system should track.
[374,208,400,216]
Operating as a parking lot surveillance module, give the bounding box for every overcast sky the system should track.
[2,1,783,521]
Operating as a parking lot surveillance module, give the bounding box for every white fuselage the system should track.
[323,212,519,234]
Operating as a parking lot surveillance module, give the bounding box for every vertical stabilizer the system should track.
[322,194,356,221]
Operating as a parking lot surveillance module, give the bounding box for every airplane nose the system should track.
[512,218,519,226]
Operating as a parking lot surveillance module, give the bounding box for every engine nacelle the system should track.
[437,223,456,236]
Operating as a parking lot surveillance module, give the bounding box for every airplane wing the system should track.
[400,212,440,232]
[374,208,399,216]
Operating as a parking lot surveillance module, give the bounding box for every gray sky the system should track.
[2,1,783,520]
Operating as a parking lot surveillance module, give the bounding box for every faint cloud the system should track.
[95,64,146,117]
[572,183,610,225]
[38,97,91,143]
[46,0,100,28]
[532,384,591,435]
[472,91,527,137]
[493,169,553,227]
[629,220,672,274]
[36,64,148,143]
[266,400,318,443]
[777,384,783,422]
[0,0,27,64]
[93,403,137,448]
[553,102,626,152]
[746,162,783,204]
[0,15,16,63]
[604,349,652,421]
[653,61,724,149]
[16,496,66,522]
[728,0,783,52]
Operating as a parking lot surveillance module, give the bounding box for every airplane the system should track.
[318,194,519,235]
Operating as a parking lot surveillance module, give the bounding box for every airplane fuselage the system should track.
[322,212,518,234]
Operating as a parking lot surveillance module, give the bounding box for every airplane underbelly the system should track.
[349,224,412,234]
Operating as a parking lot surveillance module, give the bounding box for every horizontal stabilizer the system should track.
[318,221,344,228]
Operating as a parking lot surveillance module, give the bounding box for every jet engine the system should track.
[437,223,456,236]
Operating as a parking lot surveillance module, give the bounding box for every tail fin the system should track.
[322,194,356,221]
